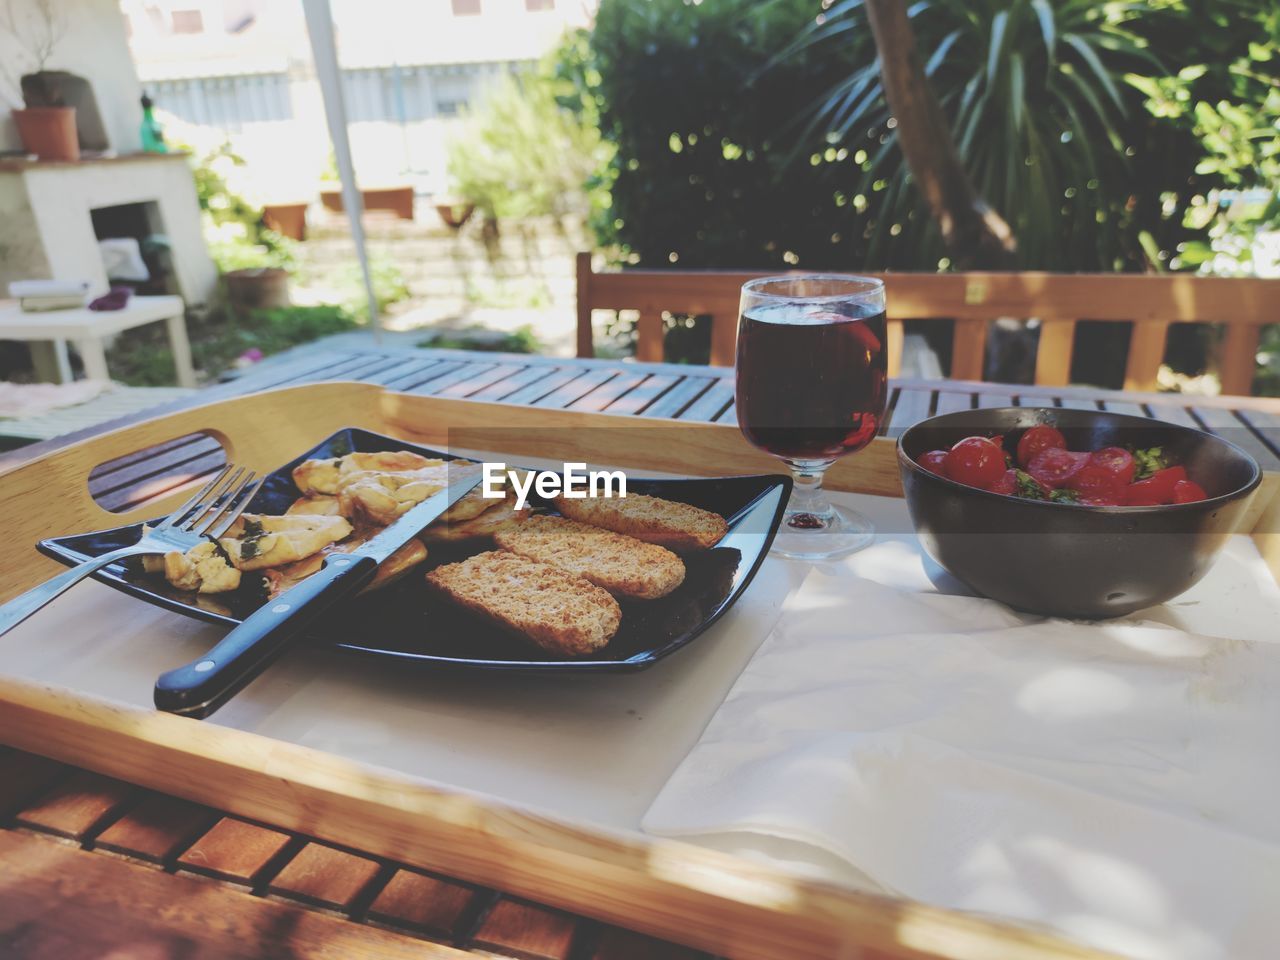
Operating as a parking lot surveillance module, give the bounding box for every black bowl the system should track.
[897,408,1262,618]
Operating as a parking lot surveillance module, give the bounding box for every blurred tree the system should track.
[863,0,1016,268]
[588,0,866,269]
[446,44,610,226]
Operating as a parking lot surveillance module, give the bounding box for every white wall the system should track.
[1,0,144,155]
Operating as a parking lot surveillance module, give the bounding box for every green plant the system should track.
[417,325,542,354]
[589,0,863,269]
[188,140,295,273]
[779,0,1222,270]
[1130,2,1280,275]
[463,276,553,310]
[105,305,358,386]
[328,256,410,322]
[446,38,611,222]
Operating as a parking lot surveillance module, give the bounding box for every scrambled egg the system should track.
[161,541,242,595]
[218,513,353,571]
[148,450,499,599]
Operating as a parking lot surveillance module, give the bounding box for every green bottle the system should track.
[140,93,167,153]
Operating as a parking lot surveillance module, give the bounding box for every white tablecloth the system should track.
[644,536,1280,960]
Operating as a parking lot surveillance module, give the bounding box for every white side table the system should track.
[0,295,196,388]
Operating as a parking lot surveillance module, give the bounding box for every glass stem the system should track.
[786,460,834,524]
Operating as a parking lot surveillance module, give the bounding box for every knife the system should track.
[154,469,483,719]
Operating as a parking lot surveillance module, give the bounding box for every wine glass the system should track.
[735,275,888,560]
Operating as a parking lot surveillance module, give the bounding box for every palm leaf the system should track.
[1030,0,1056,62]
[1062,33,1127,115]
[925,29,963,75]
[987,10,1010,86]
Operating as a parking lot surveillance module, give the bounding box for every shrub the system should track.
[588,0,862,269]
[331,257,411,322]
[418,325,542,354]
[106,305,358,386]
[587,0,1274,276]
[187,140,295,273]
[781,0,1217,271]
[446,38,610,223]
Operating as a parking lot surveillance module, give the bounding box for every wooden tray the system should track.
[2,381,1277,960]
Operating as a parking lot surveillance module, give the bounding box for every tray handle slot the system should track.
[88,431,230,515]
[1,382,385,602]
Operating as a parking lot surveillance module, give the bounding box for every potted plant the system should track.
[2,0,78,161]
[434,197,476,230]
[208,228,294,311]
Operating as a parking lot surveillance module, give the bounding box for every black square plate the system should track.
[39,428,791,672]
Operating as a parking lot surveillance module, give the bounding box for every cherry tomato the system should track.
[1088,447,1136,485]
[988,469,1018,495]
[1016,426,1067,467]
[1172,479,1208,504]
[943,437,1006,489]
[1026,447,1089,489]
[1069,464,1127,502]
[918,450,949,476]
[1123,465,1188,506]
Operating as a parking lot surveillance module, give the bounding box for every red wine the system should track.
[735,304,887,461]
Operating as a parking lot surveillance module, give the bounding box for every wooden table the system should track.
[3,346,1279,959]
[0,295,195,388]
[6,344,1272,513]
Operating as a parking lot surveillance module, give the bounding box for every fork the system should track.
[0,463,264,639]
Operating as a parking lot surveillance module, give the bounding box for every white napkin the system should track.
[644,555,1280,960]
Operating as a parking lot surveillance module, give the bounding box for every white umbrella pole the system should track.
[300,0,381,341]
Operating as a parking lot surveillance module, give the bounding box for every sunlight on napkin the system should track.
[643,544,1280,960]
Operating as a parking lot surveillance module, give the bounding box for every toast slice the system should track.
[552,492,727,552]
[425,550,620,655]
[495,515,685,600]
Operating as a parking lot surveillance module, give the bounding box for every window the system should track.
[525,0,554,10]
[170,9,204,34]
[451,0,480,14]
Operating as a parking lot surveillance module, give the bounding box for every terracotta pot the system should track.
[224,267,290,311]
[12,106,80,162]
[435,201,475,230]
[262,203,308,241]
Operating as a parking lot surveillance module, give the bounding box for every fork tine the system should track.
[208,474,266,539]
[194,470,256,538]
[185,466,247,535]
[179,466,243,533]
[155,464,235,531]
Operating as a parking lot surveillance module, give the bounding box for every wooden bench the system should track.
[574,253,1279,395]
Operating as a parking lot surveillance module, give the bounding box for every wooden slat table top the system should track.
[7,345,1280,484]
[0,747,714,960]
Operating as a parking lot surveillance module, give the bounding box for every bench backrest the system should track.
[575,252,1278,395]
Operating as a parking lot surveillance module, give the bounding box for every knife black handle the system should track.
[154,553,379,718]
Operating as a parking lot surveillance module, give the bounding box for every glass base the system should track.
[772,500,874,561]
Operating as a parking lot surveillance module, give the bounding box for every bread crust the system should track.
[425,550,620,655]
[552,492,727,552]
[495,515,685,600]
